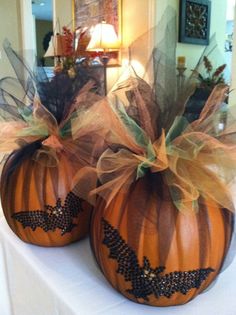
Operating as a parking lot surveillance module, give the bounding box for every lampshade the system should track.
[44,34,66,57]
[86,21,120,52]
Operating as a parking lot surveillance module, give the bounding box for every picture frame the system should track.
[73,0,122,35]
[179,0,211,45]
[72,0,122,64]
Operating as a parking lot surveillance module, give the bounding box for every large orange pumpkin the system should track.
[1,141,92,247]
[90,172,234,306]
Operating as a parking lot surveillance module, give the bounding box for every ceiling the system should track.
[32,0,52,21]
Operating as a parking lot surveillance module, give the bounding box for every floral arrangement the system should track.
[43,25,105,101]
[192,56,226,90]
[53,26,89,77]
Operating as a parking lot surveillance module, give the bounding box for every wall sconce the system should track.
[86,21,121,94]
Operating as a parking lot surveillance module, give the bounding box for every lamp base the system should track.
[100,54,109,66]
[100,54,109,96]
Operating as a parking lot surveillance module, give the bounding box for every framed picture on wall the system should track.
[73,0,122,34]
[179,0,211,45]
[72,0,122,63]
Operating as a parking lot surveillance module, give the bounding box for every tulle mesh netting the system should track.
[0,39,112,198]
[0,8,236,275]
[88,9,236,273]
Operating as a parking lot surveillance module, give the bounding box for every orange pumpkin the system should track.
[90,172,234,306]
[1,142,92,247]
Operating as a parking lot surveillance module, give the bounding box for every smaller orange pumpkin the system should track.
[1,141,92,247]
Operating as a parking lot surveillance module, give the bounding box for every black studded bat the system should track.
[12,192,83,235]
[102,219,214,301]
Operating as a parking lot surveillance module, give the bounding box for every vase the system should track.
[183,88,211,123]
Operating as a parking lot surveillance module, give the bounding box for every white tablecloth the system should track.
[0,216,235,315]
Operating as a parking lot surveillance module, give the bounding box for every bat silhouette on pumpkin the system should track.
[12,192,83,235]
[102,219,214,301]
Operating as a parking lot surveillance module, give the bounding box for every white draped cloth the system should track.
[0,216,236,315]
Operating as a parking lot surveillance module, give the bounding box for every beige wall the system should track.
[0,0,22,77]
[155,0,228,77]
[53,0,73,31]
[108,0,155,89]
[111,0,229,90]
[122,0,155,47]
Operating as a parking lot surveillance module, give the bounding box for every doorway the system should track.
[32,0,53,66]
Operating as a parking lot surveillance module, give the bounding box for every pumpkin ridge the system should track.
[48,160,59,200]
[22,158,32,212]
[218,208,234,271]
[196,200,212,267]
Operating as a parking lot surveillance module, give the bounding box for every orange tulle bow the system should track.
[92,131,235,212]
[89,84,236,213]
[42,135,64,152]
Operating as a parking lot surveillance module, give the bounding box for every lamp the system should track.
[44,34,66,69]
[86,21,120,94]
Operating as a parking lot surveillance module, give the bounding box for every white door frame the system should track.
[230,5,236,103]
[19,0,36,51]
[19,0,36,68]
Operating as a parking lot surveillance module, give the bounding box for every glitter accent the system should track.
[12,192,83,235]
[102,218,214,301]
